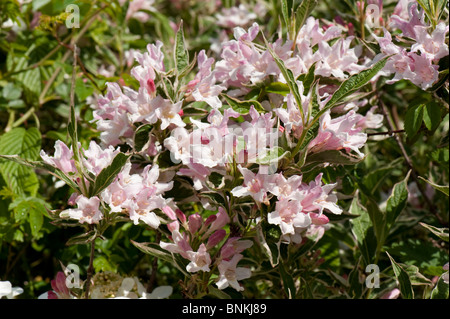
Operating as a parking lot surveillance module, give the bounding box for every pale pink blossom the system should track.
[160,228,193,260]
[40,140,76,175]
[186,244,212,273]
[220,237,254,260]
[153,96,186,130]
[308,110,368,157]
[82,141,120,176]
[216,254,251,291]
[231,165,277,205]
[268,197,312,244]
[411,22,449,61]
[390,2,426,38]
[61,195,103,224]
[215,4,257,28]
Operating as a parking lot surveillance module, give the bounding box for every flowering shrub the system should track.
[0,0,448,300]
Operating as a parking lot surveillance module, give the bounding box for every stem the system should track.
[84,238,96,299]
[10,107,36,129]
[4,110,15,132]
[367,129,405,136]
[147,231,161,293]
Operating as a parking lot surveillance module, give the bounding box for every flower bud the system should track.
[206,229,227,250]
[188,213,203,234]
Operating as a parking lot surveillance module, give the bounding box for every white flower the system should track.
[0,281,23,299]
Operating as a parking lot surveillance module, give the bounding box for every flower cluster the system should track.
[375,2,449,89]
[160,207,253,291]
[41,140,173,228]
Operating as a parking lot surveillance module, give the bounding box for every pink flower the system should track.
[308,110,368,157]
[215,4,257,28]
[82,141,120,176]
[390,2,426,38]
[231,165,277,205]
[188,50,226,109]
[186,244,212,273]
[153,96,186,130]
[160,228,193,260]
[409,53,439,89]
[220,237,253,260]
[216,254,251,291]
[268,197,312,244]
[314,37,364,79]
[207,229,227,249]
[40,140,76,175]
[188,213,203,235]
[177,163,211,191]
[298,173,342,215]
[50,272,72,299]
[411,22,449,61]
[127,190,165,229]
[206,207,230,235]
[61,195,103,224]
[132,41,165,84]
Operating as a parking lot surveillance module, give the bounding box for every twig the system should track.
[147,231,161,293]
[367,129,405,136]
[84,238,96,299]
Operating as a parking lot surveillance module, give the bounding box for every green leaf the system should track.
[208,286,232,299]
[134,124,153,152]
[404,104,425,138]
[386,252,414,299]
[348,257,363,298]
[305,150,363,167]
[29,203,44,238]
[75,77,94,101]
[297,62,316,94]
[362,158,403,195]
[0,127,41,196]
[279,262,296,299]
[65,230,97,246]
[256,222,280,267]
[281,0,290,34]
[265,82,290,96]
[89,153,130,197]
[131,240,190,277]
[0,154,81,192]
[93,255,116,272]
[2,83,22,100]
[385,170,410,232]
[418,176,449,196]
[322,56,390,111]
[174,20,189,76]
[255,147,290,166]
[431,275,449,299]
[423,102,441,131]
[131,240,176,264]
[349,195,376,266]
[9,197,47,237]
[419,222,449,242]
[221,94,265,114]
[294,0,318,32]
